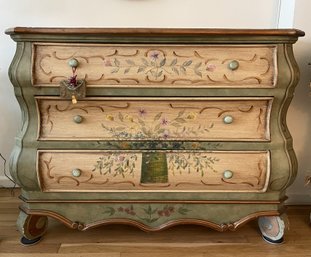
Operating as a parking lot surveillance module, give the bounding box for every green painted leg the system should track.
[258,216,286,244]
[17,211,48,246]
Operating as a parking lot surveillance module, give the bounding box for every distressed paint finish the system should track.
[6,28,303,239]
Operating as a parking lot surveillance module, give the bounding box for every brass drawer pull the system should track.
[71,168,82,177]
[223,115,233,124]
[228,60,239,70]
[223,170,233,179]
[73,115,83,124]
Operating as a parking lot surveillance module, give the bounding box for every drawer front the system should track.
[33,43,277,88]
[37,150,270,192]
[36,97,272,141]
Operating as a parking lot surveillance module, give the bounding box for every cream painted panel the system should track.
[38,150,270,192]
[36,97,272,141]
[33,44,277,87]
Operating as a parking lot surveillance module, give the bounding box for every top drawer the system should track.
[32,43,277,88]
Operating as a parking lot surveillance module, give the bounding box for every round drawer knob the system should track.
[223,170,233,179]
[72,168,82,177]
[68,58,79,68]
[228,60,239,71]
[223,115,233,124]
[73,115,83,124]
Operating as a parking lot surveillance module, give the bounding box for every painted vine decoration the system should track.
[103,204,191,224]
[43,155,55,179]
[36,45,276,86]
[40,151,265,190]
[91,152,220,182]
[101,107,214,140]
[167,153,219,177]
[92,154,138,178]
[104,50,204,81]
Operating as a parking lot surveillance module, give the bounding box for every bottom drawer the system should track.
[37,150,270,192]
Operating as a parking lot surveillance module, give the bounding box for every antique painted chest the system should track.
[6,27,304,244]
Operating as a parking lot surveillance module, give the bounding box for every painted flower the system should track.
[206,64,216,72]
[150,52,160,60]
[68,75,77,87]
[138,108,147,117]
[118,207,124,212]
[106,114,114,121]
[120,142,131,149]
[158,210,164,216]
[164,211,170,217]
[168,206,175,213]
[191,143,200,149]
[163,130,170,139]
[125,114,134,123]
[104,59,112,66]
[129,125,137,131]
[186,112,197,120]
[118,155,125,162]
[134,132,145,139]
[161,117,169,126]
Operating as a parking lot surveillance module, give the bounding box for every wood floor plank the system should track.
[0,188,19,197]
[0,214,19,221]
[202,244,311,257]
[0,221,18,227]
[58,241,250,253]
[0,208,19,214]
[0,242,61,253]
[59,245,209,254]
[122,253,204,257]
[0,254,120,257]
[0,203,21,210]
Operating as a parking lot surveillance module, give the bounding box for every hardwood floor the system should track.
[0,189,311,257]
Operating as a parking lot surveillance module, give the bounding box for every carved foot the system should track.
[258,216,286,244]
[17,211,48,245]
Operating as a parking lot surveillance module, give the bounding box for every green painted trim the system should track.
[22,201,282,229]
[22,189,286,202]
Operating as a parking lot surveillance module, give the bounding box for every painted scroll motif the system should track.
[33,44,277,87]
[38,151,269,192]
[37,98,271,141]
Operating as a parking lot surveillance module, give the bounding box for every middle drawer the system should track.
[36,97,272,141]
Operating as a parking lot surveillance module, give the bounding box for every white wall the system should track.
[285,0,311,204]
[1,0,310,204]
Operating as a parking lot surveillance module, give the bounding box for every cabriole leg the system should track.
[258,216,286,244]
[17,211,48,246]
